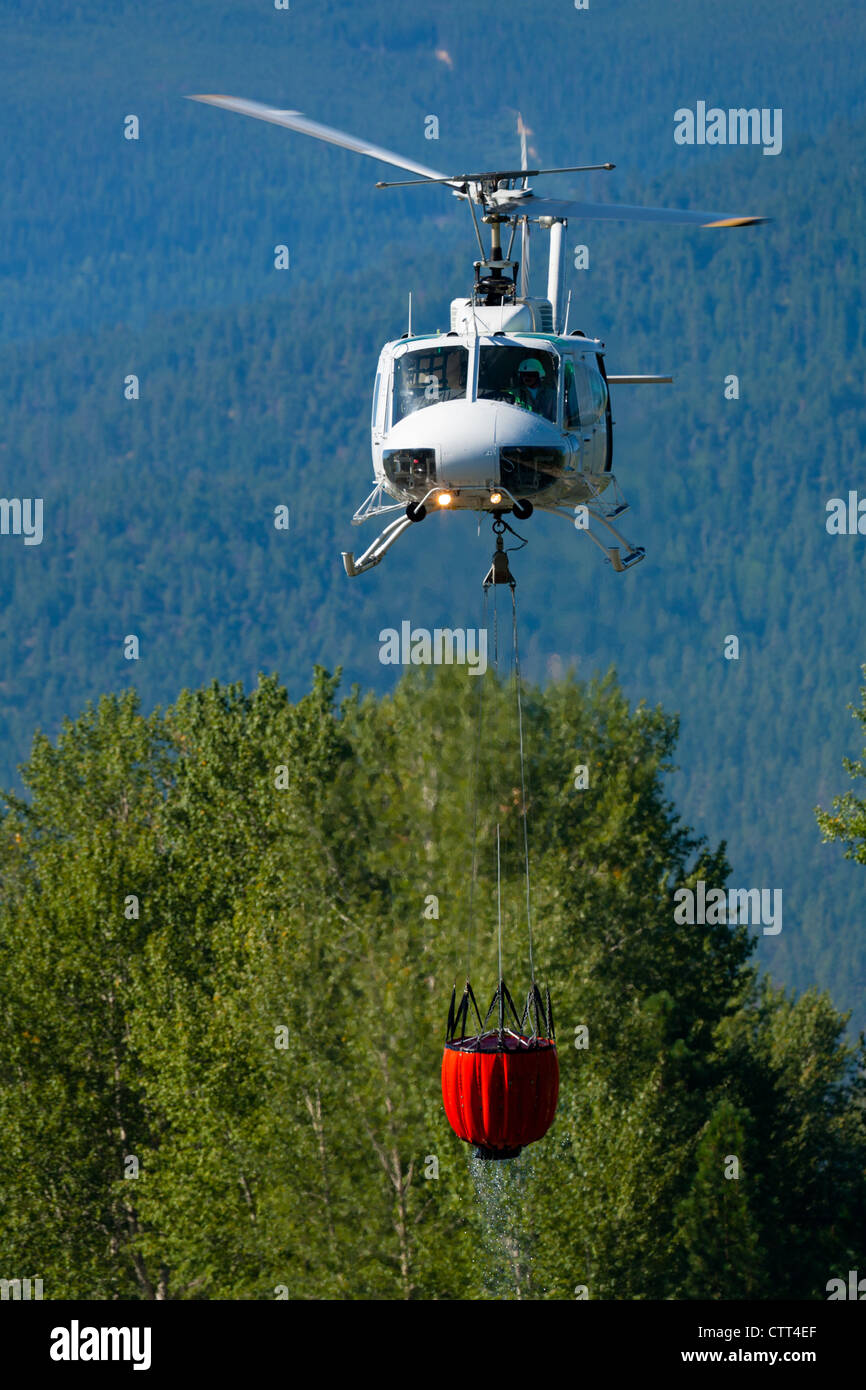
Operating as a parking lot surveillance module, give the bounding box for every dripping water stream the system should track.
[469,1150,534,1300]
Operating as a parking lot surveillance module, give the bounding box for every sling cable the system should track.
[441,520,559,1160]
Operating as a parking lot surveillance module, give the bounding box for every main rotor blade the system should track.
[517,112,530,177]
[510,194,766,227]
[375,164,614,188]
[187,94,453,184]
[186,96,766,226]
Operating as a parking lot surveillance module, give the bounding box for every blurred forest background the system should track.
[0,0,865,1269]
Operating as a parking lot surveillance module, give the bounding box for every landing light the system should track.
[489,492,503,505]
[438,492,453,507]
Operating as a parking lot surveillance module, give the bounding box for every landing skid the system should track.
[342,512,416,576]
[547,503,645,571]
[341,483,645,576]
[350,480,407,524]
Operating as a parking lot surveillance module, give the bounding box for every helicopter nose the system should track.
[436,402,500,486]
[384,399,562,494]
[385,401,499,487]
[436,400,560,486]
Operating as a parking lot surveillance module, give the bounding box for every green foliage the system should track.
[2,2,866,1295]
[1,666,863,1299]
[817,667,866,865]
[677,1099,764,1299]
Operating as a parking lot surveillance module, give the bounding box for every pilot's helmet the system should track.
[518,357,545,382]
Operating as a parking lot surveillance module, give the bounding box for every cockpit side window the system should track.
[372,371,381,430]
[590,369,608,424]
[564,360,581,429]
[574,361,594,425]
[392,346,468,424]
[573,359,607,428]
[477,345,558,423]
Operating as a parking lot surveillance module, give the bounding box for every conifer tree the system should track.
[676,1099,764,1299]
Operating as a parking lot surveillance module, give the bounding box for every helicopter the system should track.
[188,95,765,577]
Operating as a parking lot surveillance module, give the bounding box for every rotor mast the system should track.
[486,211,504,262]
[543,218,566,334]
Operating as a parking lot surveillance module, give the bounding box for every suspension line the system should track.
[464,586,489,980]
[496,821,503,989]
[511,585,535,987]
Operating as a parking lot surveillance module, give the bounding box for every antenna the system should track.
[563,289,572,335]
[407,291,412,337]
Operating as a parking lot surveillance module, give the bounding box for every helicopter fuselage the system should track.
[370,329,613,516]
[186,90,763,575]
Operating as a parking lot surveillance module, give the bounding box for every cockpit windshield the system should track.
[478,345,559,423]
[392,345,468,424]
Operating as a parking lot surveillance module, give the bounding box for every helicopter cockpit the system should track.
[392,345,468,423]
[477,345,558,423]
[390,340,561,427]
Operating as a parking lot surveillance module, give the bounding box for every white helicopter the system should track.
[188,95,765,577]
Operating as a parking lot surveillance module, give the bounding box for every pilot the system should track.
[511,358,556,420]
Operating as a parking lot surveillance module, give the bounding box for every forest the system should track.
[1,665,864,1298]
[1,0,865,1302]
[2,100,865,1023]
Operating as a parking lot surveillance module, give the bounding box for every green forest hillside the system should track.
[1,2,865,1028]
[2,114,865,1024]
[1,668,863,1299]
[3,0,864,345]
[2,3,865,1300]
